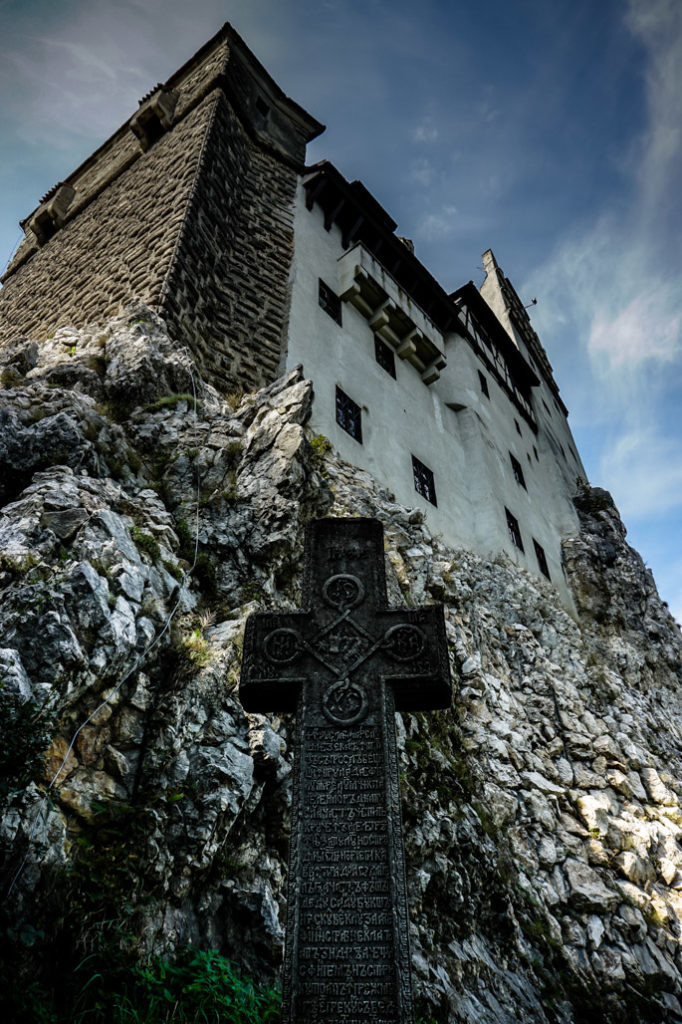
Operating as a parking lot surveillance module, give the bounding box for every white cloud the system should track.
[409,157,434,186]
[413,117,438,143]
[588,280,682,373]
[414,205,458,241]
[519,0,682,582]
[602,428,682,520]
[526,0,682,378]
[626,0,682,213]
[411,121,438,144]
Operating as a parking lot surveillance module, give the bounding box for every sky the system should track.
[1,0,681,622]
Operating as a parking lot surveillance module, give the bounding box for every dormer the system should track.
[23,183,76,246]
[130,86,178,151]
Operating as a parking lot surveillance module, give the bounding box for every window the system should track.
[505,508,524,551]
[542,399,551,415]
[533,539,550,580]
[374,336,396,378]
[533,446,539,461]
[509,453,526,489]
[478,371,490,398]
[412,455,437,506]
[335,387,362,442]
[319,279,342,325]
[255,96,270,118]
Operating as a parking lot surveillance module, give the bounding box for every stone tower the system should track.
[0,24,323,393]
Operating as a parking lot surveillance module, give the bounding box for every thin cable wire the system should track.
[1,230,24,277]
[6,350,204,897]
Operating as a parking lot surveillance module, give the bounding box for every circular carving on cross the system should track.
[263,627,302,664]
[322,678,368,726]
[384,623,426,661]
[322,573,365,610]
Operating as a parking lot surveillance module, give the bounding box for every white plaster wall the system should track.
[285,181,582,608]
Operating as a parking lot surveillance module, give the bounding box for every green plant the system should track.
[1,366,23,387]
[179,627,212,667]
[241,580,265,603]
[127,448,142,473]
[96,399,133,424]
[0,551,41,576]
[151,450,179,480]
[309,434,332,458]
[225,390,244,412]
[87,354,108,377]
[0,684,55,797]
[472,800,500,839]
[163,559,184,583]
[86,948,282,1023]
[175,518,195,562]
[193,552,218,599]
[142,393,201,414]
[309,434,332,477]
[130,527,161,564]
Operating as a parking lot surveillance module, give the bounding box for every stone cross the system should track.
[240,518,451,1024]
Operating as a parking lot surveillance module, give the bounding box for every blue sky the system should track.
[1,0,681,621]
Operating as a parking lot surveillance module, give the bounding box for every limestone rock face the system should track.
[2,309,682,1024]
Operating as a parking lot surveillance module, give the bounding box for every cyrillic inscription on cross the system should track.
[240,518,451,1024]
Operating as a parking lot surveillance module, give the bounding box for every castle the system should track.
[0,23,586,607]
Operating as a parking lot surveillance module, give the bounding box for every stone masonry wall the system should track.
[0,97,215,347]
[159,90,299,393]
[0,28,308,394]
[1,37,233,283]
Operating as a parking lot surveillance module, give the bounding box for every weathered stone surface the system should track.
[1,311,682,1024]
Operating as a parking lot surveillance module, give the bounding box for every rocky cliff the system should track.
[1,308,682,1023]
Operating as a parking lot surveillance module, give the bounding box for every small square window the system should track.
[412,455,437,506]
[533,446,539,461]
[319,279,342,325]
[374,336,396,378]
[510,452,526,489]
[514,419,521,436]
[478,371,490,398]
[335,386,362,442]
[505,507,524,551]
[533,539,550,580]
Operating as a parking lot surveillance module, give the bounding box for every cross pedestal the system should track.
[240,518,451,1024]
